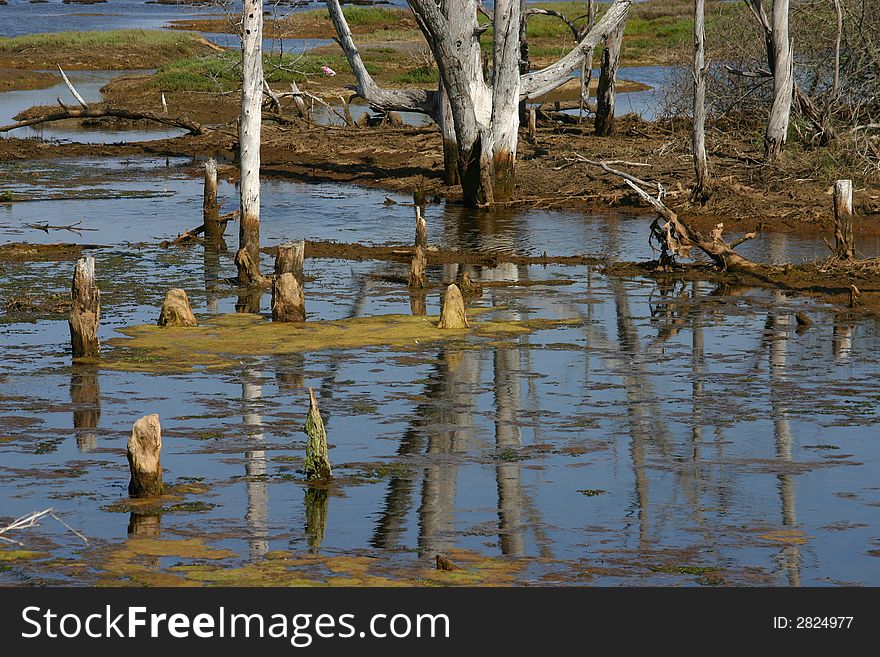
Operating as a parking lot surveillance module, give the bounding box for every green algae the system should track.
[101,312,579,373]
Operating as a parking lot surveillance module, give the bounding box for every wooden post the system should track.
[527,107,537,144]
[274,240,305,284]
[157,289,198,327]
[68,256,100,359]
[272,273,306,322]
[408,245,428,289]
[833,179,854,260]
[203,158,222,241]
[237,0,265,286]
[127,414,162,497]
[415,206,428,249]
[304,387,332,481]
[438,283,469,329]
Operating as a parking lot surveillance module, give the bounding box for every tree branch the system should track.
[1,105,207,135]
[325,0,438,118]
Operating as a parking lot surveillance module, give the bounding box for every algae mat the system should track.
[102,312,577,372]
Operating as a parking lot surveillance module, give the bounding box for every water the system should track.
[1,157,879,586]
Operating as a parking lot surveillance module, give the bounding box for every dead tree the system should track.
[765,0,793,161]
[580,1,597,117]
[595,21,624,136]
[692,0,709,201]
[127,414,163,497]
[325,0,632,206]
[0,106,206,135]
[237,0,267,287]
[68,256,100,359]
[833,179,854,260]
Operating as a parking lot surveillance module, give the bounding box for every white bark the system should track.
[491,0,522,197]
[765,0,793,161]
[239,0,263,280]
[692,0,709,198]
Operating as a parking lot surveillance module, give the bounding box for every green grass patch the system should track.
[392,65,438,85]
[153,51,379,92]
[0,29,202,52]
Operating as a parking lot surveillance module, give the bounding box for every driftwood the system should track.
[68,256,100,359]
[438,284,469,329]
[57,64,88,109]
[157,289,198,327]
[127,414,163,498]
[161,210,238,247]
[0,105,207,135]
[580,159,760,272]
[304,387,332,481]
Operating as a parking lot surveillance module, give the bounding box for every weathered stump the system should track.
[235,247,266,287]
[127,414,163,497]
[408,245,428,289]
[274,240,305,284]
[438,284,469,329]
[415,206,428,249]
[68,256,100,359]
[272,272,306,322]
[304,387,332,481]
[157,288,198,327]
[833,179,854,260]
[203,158,222,241]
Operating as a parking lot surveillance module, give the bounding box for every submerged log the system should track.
[68,256,100,359]
[127,414,163,497]
[833,179,854,260]
[304,387,332,481]
[272,272,306,322]
[203,158,222,241]
[157,289,197,327]
[0,105,206,135]
[438,283,469,329]
[408,245,428,289]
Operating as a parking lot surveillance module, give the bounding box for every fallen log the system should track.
[1,105,207,135]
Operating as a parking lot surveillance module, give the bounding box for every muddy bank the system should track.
[1,117,879,237]
[0,68,57,91]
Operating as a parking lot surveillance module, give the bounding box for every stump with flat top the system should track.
[272,272,306,322]
[304,387,332,481]
[274,240,305,284]
[833,179,854,260]
[157,288,197,327]
[438,284,468,329]
[68,256,100,359]
[127,414,163,497]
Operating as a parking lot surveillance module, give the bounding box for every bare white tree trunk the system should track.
[491,0,522,199]
[238,0,264,286]
[692,0,709,200]
[765,0,793,162]
[579,1,597,119]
